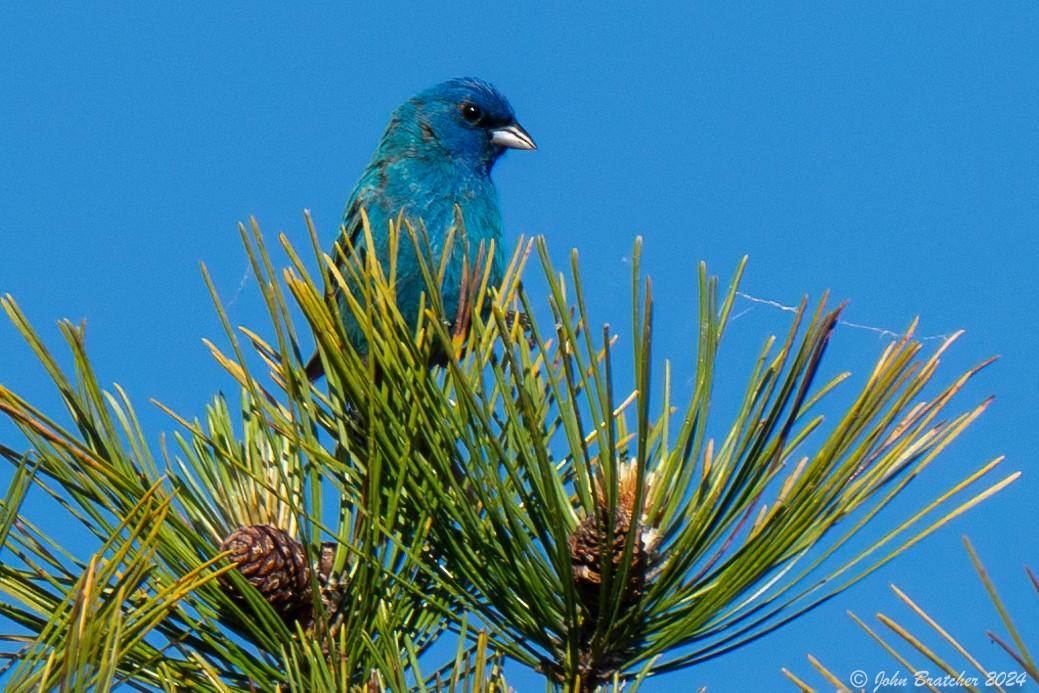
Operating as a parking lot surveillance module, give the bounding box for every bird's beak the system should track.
[491,122,537,150]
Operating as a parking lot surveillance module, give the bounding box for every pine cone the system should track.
[220,524,312,619]
[310,540,348,634]
[568,506,647,619]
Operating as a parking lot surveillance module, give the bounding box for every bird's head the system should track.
[402,77,536,172]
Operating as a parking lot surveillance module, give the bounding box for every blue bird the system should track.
[306,78,536,381]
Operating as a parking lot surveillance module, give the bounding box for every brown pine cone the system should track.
[220,524,312,618]
[568,507,648,620]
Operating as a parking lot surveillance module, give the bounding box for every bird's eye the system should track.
[460,103,483,123]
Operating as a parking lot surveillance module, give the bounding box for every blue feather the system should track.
[308,78,535,380]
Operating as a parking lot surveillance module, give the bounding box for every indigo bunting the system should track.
[307,77,536,380]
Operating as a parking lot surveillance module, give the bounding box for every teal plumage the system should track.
[307,78,535,380]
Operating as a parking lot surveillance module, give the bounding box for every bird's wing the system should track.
[335,192,369,267]
[306,191,371,382]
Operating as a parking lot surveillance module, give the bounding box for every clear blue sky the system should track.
[2,3,1038,691]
